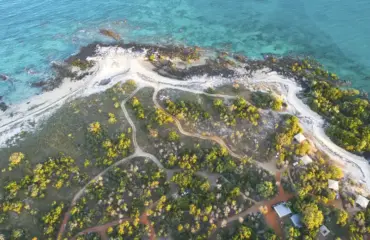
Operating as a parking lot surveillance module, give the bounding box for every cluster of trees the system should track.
[86,123,132,167]
[107,80,137,108]
[165,99,210,122]
[348,208,370,239]
[217,215,278,240]
[106,221,147,240]
[275,116,302,152]
[121,80,137,93]
[213,98,237,126]
[152,108,174,126]
[290,198,325,238]
[75,232,101,240]
[42,202,65,238]
[4,155,82,200]
[293,158,342,202]
[88,122,101,135]
[232,97,260,126]
[213,97,260,126]
[130,96,145,119]
[256,181,276,199]
[308,80,370,153]
[251,91,283,110]
[67,160,167,236]
[162,171,247,240]
[163,147,236,174]
[274,115,304,167]
[108,112,117,124]
[8,152,25,168]
[96,132,132,166]
[223,163,277,201]
[168,130,180,142]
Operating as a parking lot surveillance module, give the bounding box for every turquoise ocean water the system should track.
[1,0,370,104]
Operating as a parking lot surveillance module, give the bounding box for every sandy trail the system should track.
[152,88,278,173]
[249,71,370,190]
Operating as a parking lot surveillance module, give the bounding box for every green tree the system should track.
[336,209,348,227]
[287,226,301,240]
[11,229,24,239]
[301,203,324,230]
[213,99,224,107]
[256,181,275,199]
[232,225,252,240]
[168,130,179,142]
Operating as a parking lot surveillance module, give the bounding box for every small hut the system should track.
[294,133,306,143]
[300,155,313,165]
[356,195,370,209]
[328,179,339,191]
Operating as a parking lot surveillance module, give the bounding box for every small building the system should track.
[273,202,292,218]
[300,155,313,165]
[294,133,306,143]
[290,214,303,228]
[319,225,330,237]
[356,195,370,208]
[328,179,339,191]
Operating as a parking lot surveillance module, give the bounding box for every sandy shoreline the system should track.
[1,45,369,191]
[249,71,370,191]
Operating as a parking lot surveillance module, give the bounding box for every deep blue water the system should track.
[1,0,370,103]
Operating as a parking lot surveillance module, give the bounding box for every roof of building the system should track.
[319,225,330,237]
[300,155,313,165]
[356,195,370,208]
[294,133,306,143]
[290,214,303,228]
[328,179,339,191]
[273,202,292,218]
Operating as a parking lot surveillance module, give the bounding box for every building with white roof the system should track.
[328,179,339,191]
[294,133,306,143]
[300,155,313,165]
[356,195,370,209]
[273,202,292,218]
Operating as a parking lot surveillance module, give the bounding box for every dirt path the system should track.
[70,200,159,239]
[71,219,124,240]
[58,84,285,239]
[140,212,156,240]
[152,88,278,174]
[57,89,164,239]
[260,172,294,238]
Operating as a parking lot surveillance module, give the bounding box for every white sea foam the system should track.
[0,45,369,191]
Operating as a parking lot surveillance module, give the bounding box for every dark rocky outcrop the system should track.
[0,101,8,112]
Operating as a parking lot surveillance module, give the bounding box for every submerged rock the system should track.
[99,29,121,41]
[0,74,9,81]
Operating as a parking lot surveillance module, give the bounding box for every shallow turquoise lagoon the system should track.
[0,0,369,103]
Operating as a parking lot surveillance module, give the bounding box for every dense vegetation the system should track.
[309,80,370,153]
[251,91,283,111]
[212,97,260,126]
[275,59,370,154]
